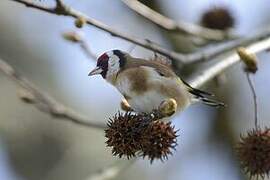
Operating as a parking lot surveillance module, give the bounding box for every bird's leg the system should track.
[120,99,134,112]
[158,98,178,117]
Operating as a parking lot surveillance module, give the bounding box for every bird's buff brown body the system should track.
[88,50,224,114]
[112,56,192,113]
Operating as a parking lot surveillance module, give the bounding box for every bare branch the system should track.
[9,0,270,65]
[185,28,270,64]
[121,0,232,41]
[10,0,187,62]
[188,36,270,88]
[85,160,136,180]
[11,0,56,13]
[0,57,107,129]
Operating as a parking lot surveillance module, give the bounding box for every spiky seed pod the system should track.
[141,121,178,163]
[201,7,234,30]
[105,112,151,159]
[236,128,270,178]
[105,111,179,162]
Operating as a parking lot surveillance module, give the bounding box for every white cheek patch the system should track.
[107,55,120,77]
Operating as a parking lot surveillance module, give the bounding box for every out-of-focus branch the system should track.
[80,39,98,60]
[85,159,136,180]
[11,0,187,63]
[185,28,270,64]
[9,0,270,65]
[10,0,56,13]
[188,36,270,88]
[121,0,232,41]
[0,57,107,129]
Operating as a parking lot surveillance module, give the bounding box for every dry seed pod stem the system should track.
[246,73,258,129]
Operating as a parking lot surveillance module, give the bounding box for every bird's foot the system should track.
[158,98,178,117]
[120,99,133,112]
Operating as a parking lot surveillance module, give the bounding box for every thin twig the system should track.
[85,159,136,180]
[63,31,97,60]
[63,31,137,59]
[185,29,270,64]
[11,0,56,13]
[0,58,107,129]
[80,39,97,60]
[10,0,187,62]
[9,0,270,65]
[246,73,258,129]
[121,0,232,41]
[188,36,270,88]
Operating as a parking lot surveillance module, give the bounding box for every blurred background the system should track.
[0,0,270,180]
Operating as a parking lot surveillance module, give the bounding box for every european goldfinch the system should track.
[89,50,224,113]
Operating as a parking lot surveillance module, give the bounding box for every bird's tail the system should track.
[181,79,225,108]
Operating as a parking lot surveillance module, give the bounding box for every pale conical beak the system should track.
[88,67,103,76]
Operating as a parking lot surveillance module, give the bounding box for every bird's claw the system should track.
[120,99,133,112]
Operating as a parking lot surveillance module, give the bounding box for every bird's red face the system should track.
[92,53,109,78]
[88,50,126,79]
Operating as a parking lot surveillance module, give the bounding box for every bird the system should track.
[88,49,224,114]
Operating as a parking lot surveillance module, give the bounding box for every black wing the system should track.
[181,78,225,107]
[181,78,214,97]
